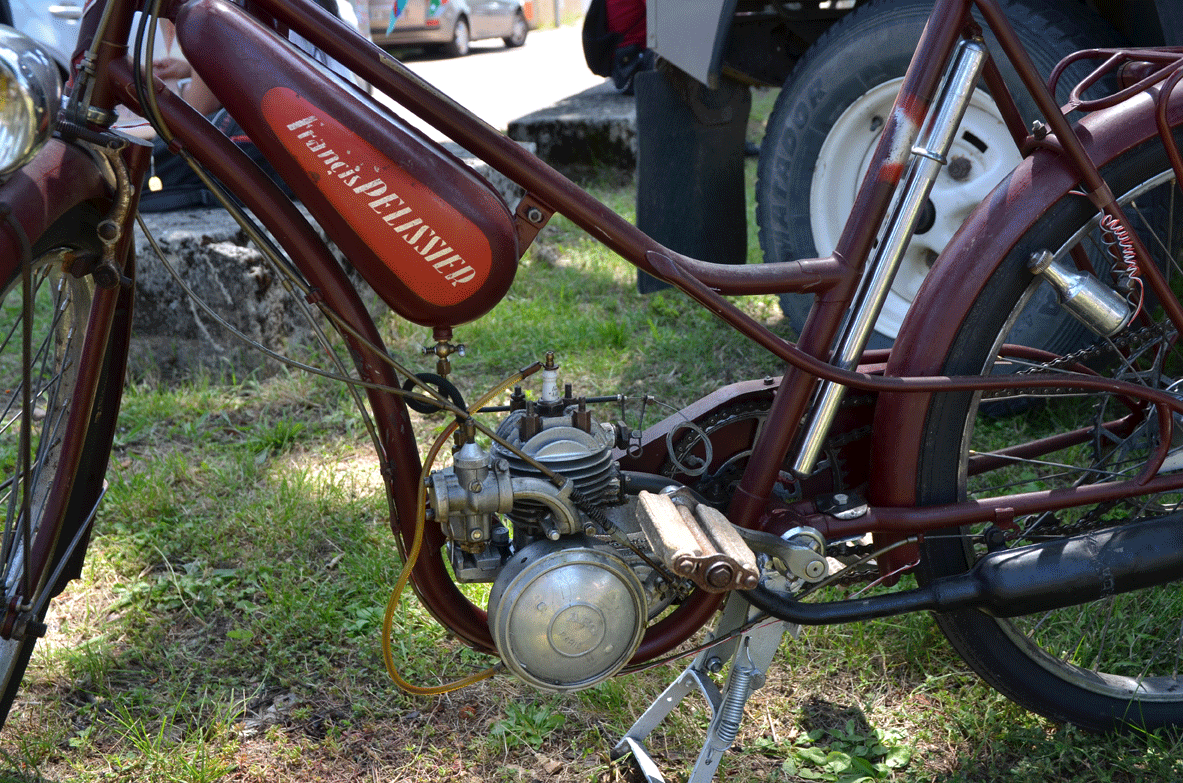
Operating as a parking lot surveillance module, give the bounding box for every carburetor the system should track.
[427,424,515,549]
[425,367,625,582]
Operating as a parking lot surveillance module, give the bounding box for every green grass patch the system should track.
[2,103,1181,782]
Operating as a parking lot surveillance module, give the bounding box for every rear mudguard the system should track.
[869,85,1183,511]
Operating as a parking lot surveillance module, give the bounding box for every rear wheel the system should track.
[915,135,1183,729]
[503,11,527,48]
[0,205,131,726]
[443,16,470,57]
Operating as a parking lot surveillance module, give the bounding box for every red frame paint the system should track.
[4,0,1180,655]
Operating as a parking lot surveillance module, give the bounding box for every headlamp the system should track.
[0,26,62,180]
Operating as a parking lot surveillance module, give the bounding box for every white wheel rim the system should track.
[809,78,1021,340]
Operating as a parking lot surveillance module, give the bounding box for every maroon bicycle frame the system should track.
[40,0,1183,655]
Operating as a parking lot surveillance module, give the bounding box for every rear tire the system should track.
[503,11,527,48]
[0,205,132,727]
[915,133,1183,729]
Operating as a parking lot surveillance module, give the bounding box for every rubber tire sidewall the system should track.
[503,12,527,48]
[0,204,132,728]
[444,16,470,57]
[755,0,1116,348]
[915,134,1183,731]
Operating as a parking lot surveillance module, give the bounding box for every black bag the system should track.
[581,0,621,78]
[140,109,292,213]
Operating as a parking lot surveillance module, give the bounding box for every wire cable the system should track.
[378,369,534,695]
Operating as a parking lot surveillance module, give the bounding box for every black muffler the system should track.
[747,513,1183,624]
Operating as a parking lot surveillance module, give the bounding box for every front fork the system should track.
[0,136,150,642]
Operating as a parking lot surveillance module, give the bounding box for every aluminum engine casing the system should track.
[487,535,647,691]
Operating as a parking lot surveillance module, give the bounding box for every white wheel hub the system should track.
[809,78,1021,340]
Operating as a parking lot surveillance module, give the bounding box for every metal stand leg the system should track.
[612,596,797,783]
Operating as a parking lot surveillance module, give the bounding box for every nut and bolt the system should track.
[947,155,972,181]
[705,563,735,590]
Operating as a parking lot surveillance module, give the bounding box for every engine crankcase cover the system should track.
[488,536,646,691]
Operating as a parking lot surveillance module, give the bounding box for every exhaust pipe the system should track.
[747,513,1183,624]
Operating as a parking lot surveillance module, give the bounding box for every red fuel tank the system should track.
[175,0,518,328]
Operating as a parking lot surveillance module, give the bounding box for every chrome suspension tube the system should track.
[791,37,989,475]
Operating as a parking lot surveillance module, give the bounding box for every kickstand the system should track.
[612,595,797,783]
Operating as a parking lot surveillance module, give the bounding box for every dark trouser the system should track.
[634,65,751,293]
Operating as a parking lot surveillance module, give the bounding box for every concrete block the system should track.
[507,81,636,173]
[131,208,315,382]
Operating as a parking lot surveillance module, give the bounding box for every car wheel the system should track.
[755,0,1119,349]
[503,11,527,48]
[443,16,470,57]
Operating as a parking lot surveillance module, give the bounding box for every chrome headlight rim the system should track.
[0,25,63,180]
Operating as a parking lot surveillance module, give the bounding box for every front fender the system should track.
[870,84,1183,508]
[0,139,110,267]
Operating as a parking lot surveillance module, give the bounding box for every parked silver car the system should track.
[4,0,371,76]
[6,0,81,70]
[369,0,528,57]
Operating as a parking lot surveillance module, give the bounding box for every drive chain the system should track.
[982,323,1172,399]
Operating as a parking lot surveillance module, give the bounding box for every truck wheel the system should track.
[755,0,1118,348]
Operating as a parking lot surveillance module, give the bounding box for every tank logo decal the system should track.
[262,88,491,306]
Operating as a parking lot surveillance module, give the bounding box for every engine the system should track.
[426,391,629,576]
[425,367,670,691]
[424,363,804,691]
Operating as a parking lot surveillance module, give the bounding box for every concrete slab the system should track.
[506,81,636,173]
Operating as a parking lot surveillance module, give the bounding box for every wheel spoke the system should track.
[918,138,1183,728]
[0,207,120,727]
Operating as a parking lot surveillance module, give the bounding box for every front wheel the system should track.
[0,205,132,727]
[915,134,1183,729]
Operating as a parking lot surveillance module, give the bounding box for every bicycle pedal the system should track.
[636,491,759,592]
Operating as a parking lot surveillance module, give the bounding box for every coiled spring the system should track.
[1100,213,1144,319]
[714,663,753,748]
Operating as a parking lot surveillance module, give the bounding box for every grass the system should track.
[3,88,1183,783]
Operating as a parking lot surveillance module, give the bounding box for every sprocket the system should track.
[658,396,874,509]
